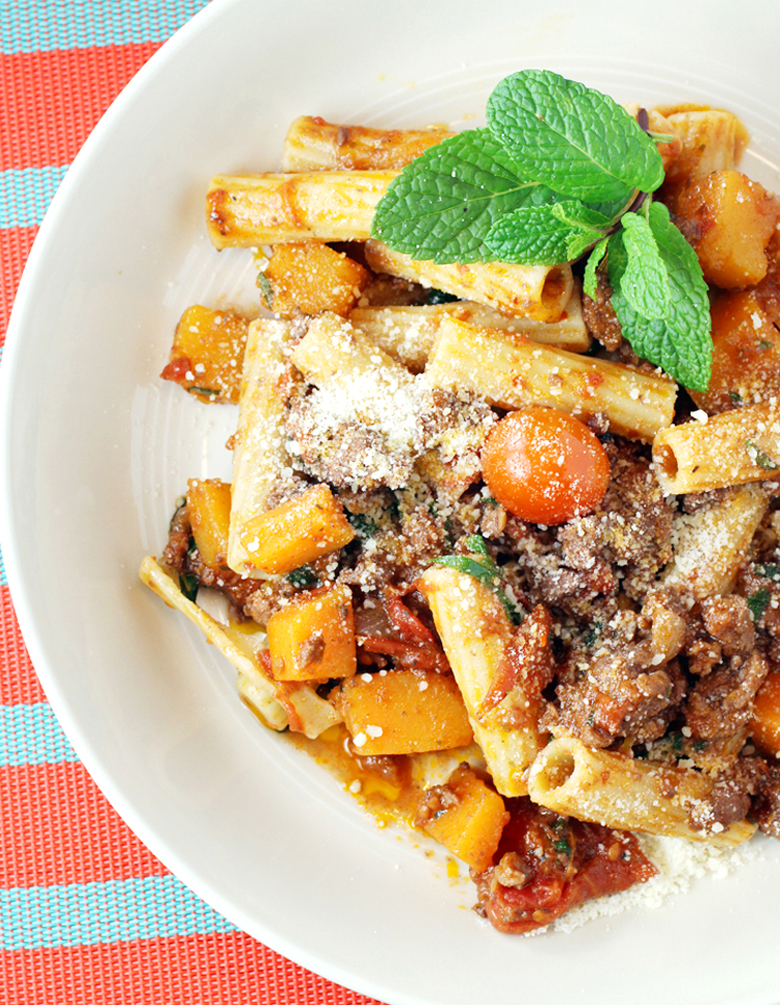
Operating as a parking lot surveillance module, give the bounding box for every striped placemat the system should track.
[0,2,383,1001]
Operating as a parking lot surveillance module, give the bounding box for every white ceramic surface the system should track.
[3,1,780,1003]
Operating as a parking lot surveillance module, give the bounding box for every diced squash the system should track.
[750,671,780,757]
[334,669,473,756]
[676,171,779,289]
[689,290,780,413]
[161,305,250,402]
[261,241,369,317]
[238,483,355,575]
[267,583,356,682]
[419,764,509,873]
[187,478,232,570]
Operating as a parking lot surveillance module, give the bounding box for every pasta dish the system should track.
[139,72,780,933]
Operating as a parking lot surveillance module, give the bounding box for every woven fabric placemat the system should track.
[0,3,384,1001]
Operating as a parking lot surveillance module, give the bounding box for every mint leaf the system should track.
[487,70,664,203]
[583,237,609,298]
[484,199,609,265]
[609,202,711,391]
[619,211,671,320]
[370,128,553,263]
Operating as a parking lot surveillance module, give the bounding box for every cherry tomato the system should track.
[481,408,610,525]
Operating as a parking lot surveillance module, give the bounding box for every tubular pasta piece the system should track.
[365,240,572,324]
[206,171,396,248]
[662,483,768,600]
[291,310,414,388]
[417,566,544,798]
[423,315,676,442]
[138,556,288,732]
[348,288,590,372]
[281,116,453,172]
[653,401,780,493]
[527,736,756,848]
[227,318,292,578]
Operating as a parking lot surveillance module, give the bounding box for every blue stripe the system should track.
[0,1,210,55]
[0,874,236,948]
[0,543,5,587]
[0,165,69,229]
[0,703,79,766]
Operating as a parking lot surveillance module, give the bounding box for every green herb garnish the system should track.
[372,69,712,391]
[754,563,780,581]
[286,565,318,588]
[434,534,523,624]
[179,572,199,602]
[748,587,771,621]
[745,440,780,471]
[257,270,274,307]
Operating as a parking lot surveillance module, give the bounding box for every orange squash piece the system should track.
[676,171,779,289]
[334,669,473,756]
[238,483,355,575]
[161,305,249,402]
[261,241,369,317]
[187,479,232,570]
[750,671,780,757]
[267,584,356,682]
[689,289,780,413]
[419,764,509,873]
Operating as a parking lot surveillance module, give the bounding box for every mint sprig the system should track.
[486,70,664,203]
[370,69,713,391]
[608,203,711,391]
[370,129,553,263]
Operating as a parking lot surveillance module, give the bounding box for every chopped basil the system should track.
[748,587,771,621]
[286,565,318,588]
[754,563,780,582]
[745,440,780,471]
[179,572,199,602]
[257,270,274,307]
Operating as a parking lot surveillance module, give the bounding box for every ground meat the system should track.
[559,443,674,602]
[582,274,623,351]
[753,760,780,839]
[684,648,769,745]
[339,506,449,593]
[701,595,755,656]
[502,441,673,617]
[546,628,686,748]
[688,756,769,833]
[246,580,302,625]
[414,387,496,498]
[162,501,192,570]
[503,518,616,618]
[285,393,417,490]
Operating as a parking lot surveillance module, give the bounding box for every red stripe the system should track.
[0,225,37,347]
[0,586,44,705]
[0,43,163,172]
[0,933,385,1005]
[0,762,166,887]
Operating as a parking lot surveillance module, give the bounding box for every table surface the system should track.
[0,2,384,1001]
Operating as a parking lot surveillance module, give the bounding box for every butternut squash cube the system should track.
[187,478,232,569]
[419,764,509,873]
[161,305,250,402]
[334,669,473,756]
[676,171,779,289]
[267,583,356,682]
[750,671,780,757]
[262,241,369,317]
[689,289,780,413]
[238,483,355,575]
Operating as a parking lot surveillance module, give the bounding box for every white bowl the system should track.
[3,1,780,1003]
